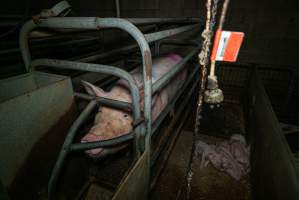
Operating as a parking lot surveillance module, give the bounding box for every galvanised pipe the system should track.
[75,43,139,63]
[115,0,120,17]
[150,76,199,188]
[31,58,143,198]
[20,17,152,150]
[127,17,200,25]
[69,133,134,151]
[144,24,198,43]
[19,18,200,198]
[31,59,141,122]
[155,38,200,55]
[48,100,97,199]
[152,47,199,93]
[0,37,99,55]
[74,92,132,111]
[20,18,198,72]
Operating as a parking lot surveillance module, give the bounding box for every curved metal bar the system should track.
[31,58,144,199]
[48,100,97,199]
[74,92,132,111]
[31,58,141,120]
[20,18,152,151]
[19,20,37,71]
[70,133,134,151]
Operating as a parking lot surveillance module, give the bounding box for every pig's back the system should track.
[117,53,183,89]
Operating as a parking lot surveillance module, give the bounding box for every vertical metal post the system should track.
[154,25,159,56]
[19,20,37,72]
[115,0,120,18]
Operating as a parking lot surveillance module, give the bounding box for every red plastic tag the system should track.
[211,30,244,62]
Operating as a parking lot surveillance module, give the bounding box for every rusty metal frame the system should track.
[19,17,199,199]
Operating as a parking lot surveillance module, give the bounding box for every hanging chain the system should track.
[184,0,220,199]
[195,0,219,138]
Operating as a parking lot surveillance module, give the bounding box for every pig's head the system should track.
[81,81,133,158]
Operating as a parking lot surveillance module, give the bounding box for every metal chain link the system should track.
[195,0,219,138]
[184,0,220,199]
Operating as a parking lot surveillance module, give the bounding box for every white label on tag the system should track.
[216,31,231,61]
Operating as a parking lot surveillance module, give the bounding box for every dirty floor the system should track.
[151,103,252,200]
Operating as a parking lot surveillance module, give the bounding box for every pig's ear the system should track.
[81,80,107,97]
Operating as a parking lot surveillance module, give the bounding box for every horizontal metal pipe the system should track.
[36,18,197,45]
[20,20,36,70]
[75,43,138,62]
[70,133,134,151]
[152,47,199,93]
[126,17,200,25]
[75,92,132,111]
[31,58,141,121]
[0,37,99,55]
[20,18,151,155]
[144,24,198,43]
[35,17,197,30]
[158,38,200,46]
[115,0,120,18]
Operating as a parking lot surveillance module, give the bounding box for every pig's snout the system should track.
[81,133,104,157]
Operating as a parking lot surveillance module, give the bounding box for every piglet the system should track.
[81,53,187,158]
[195,134,250,180]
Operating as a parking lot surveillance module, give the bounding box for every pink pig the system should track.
[81,53,187,157]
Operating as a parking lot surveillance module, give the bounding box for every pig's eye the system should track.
[123,114,128,118]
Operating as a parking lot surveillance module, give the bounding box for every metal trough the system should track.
[0,72,74,190]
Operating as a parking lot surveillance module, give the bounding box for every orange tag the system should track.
[211,30,244,62]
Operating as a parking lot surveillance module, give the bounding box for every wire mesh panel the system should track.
[215,63,298,124]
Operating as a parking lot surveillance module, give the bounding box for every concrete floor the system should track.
[151,103,252,200]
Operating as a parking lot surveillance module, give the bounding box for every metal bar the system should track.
[20,17,152,158]
[158,38,200,46]
[0,37,99,55]
[74,34,199,63]
[152,64,199,134]
[69,133,134,151]
[18,17,201,151]
[34,17,198,29]
[75,92,131,111]
[31,58,141,121]
[19,20,37,71]
[69,63,199,152]
[115,0,120,18]
[144,25,198,43]
[75,43,138,63]
[126,18,200,25]
[70,63,199,152]
[156,39,200,56]
[48,100,97,199]
[152,47,199,93]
